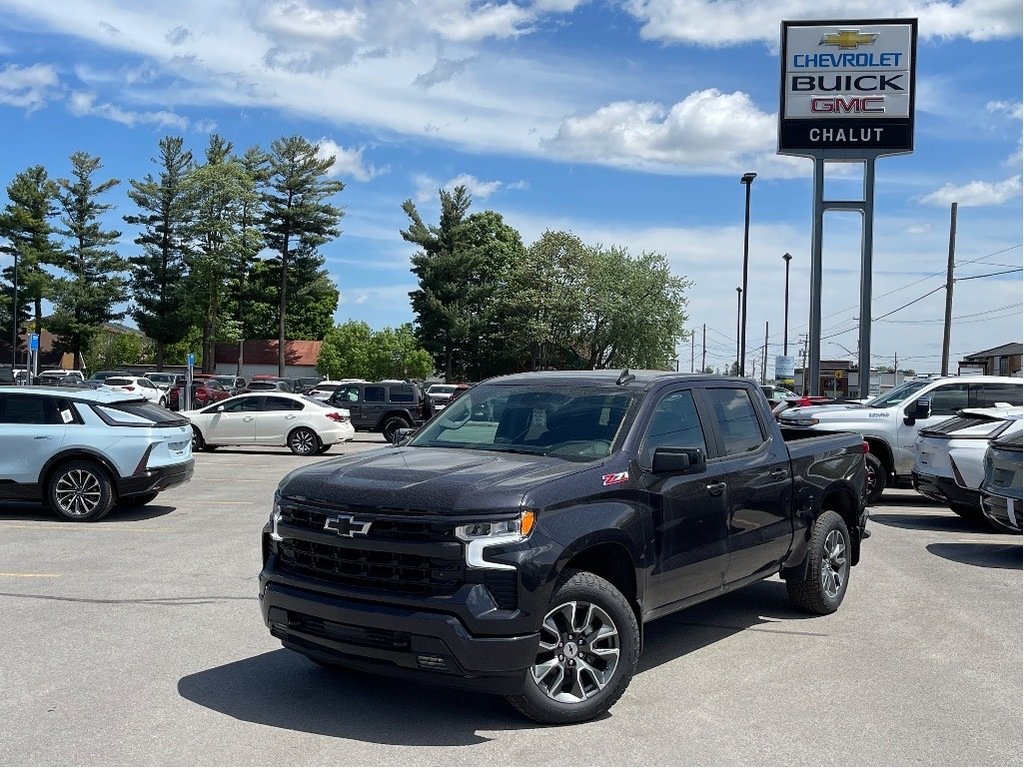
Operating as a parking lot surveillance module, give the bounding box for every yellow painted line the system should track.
[0,572,60,578]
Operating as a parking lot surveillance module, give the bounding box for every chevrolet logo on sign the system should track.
[819,29,878,49]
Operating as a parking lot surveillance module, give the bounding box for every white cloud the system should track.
[67,90,190,130]
[429,2,536,42]
[413,172,528,202]
[623,0,1022,46]
[920,176,1023,207]
[986,100,1023,120]
[0,63,59,111]
[316,139,388,182]
[259,0,365,41]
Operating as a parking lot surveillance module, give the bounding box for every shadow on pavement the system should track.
[0,501,175,522]
[868,512,989,534]
[926,542,1022,570]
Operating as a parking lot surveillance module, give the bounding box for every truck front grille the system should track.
[281,502,453,542]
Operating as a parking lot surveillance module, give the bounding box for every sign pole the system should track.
[808,158,825,395]
[859,158,876,384]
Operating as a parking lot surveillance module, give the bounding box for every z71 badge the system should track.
[602,471,629,487]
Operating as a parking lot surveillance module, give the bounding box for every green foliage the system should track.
[0,166,61,349]
[50,152,127,370]
[124,136,193,368]
[88,329,153,370]
[317,321,433,381]
[263,136,344,373]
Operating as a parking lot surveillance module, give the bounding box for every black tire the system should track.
[47,459,115,522]
[288,427,321,455]
[117,491,159,508]
[505,570,639,725]
[158,396,167,408]
[786,510,851,615]
[316,444,331,454]
[191,426,205,451]
[380,415,410,444]
[864,452,886,505]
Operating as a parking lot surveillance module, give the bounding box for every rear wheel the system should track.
[288,427,320,455]
[505,570,639,724]
[47,460,115,522]
[864,452,886,505]
[381,416,410,443]
[786,510,851,615]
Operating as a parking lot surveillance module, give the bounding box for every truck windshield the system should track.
[863,379,932,408]
[409,383,638,462]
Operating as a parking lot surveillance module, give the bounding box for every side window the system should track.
[263,396,303,411]
[706,387,765,455]
[364,386,385,403]
[928,383,969,416]
[0,394,63,425]
[220,397,261,413]
[640,390,707,467]
[972,383,1023,408]
[335,386,360,403]
[389,386,415,403]
[139,378,155,389]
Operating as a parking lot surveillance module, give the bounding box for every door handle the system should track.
[34,436,52,440]
[706,481,727,496]
[243,417,255,422]
[770,469,787,480]
[285,414,296,420]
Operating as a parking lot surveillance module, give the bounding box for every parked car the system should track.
[426,383,461,410]
[912,406,1024,524]
[760,384,799,408]
[0,386,193,521]
[210,374,247,395]
[981,431,1023,533]
[242,380,293,394]
[100,376,168,407]
[183,392,354,455]
[779,376,1023,503]
[260,371,868,723]
[168,379,231,410]
[38,369,84,386]
[306,380,359,401]
[145,372,182,392]
[326,380,426,441]
[87,370,130,385]
[288,377,321,395]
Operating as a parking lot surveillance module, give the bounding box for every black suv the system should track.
[327,381,425,441]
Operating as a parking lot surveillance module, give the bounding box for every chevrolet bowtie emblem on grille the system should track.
[323,514,372,537]
[819,29,878,49]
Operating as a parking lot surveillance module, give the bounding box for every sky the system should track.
[0,0,1020,377]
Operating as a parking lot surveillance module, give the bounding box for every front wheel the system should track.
[864,452,886,505]
[158,396,167,408]
[505,570,639,724]
[786,510,851,615]
[288,427,320,455]
[47,460,115,522]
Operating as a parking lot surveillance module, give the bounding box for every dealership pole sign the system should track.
[779,19,917,157]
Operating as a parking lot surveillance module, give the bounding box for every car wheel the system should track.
[381,416,410,443]
[504,570,639,724]
[785,510,851,615]
[288,427,320,455]
[47,460,115,522]
[864,452,886,505]
[158,396,167,408]
[191,426,205,450]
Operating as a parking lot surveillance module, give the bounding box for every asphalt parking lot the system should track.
[1,436,1020,766]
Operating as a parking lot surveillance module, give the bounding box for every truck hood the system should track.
[278,446,592,514]
[783,403,882,422]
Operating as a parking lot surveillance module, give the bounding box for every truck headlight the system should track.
[784,417,819,427]
[455,509,536,570]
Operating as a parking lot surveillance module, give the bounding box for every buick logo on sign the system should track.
[323,514,372,537]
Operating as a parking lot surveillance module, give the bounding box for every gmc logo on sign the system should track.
[811,96,884,113]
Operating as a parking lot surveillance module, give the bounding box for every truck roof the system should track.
[485,370,741,389]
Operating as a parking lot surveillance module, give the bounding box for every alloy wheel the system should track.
[54,468,102,518]
[531,600,621,703]
[820,528,847,599]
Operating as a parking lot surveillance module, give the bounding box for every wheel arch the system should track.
[560,540,642,649]
[864,437,894,477]
[40,450,121,499]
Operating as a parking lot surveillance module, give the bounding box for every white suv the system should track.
[0,387,194,521]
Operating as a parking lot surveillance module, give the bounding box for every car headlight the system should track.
[783,417,819,427]
[455,509,536,570]
[269,502,283,542]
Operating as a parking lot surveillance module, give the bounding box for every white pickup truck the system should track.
[778,375,1023,503]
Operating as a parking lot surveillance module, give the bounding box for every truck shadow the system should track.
[868,512,989,534]
[177,580,811,743]
[925,542,1022,570]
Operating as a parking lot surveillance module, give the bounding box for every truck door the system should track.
[638,388,730,610]
[700,386,794,585]
[895,381,970,474]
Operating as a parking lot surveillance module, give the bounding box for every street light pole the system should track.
[782,251,792,356]
[739,172,757,377]
[735,286,742,376]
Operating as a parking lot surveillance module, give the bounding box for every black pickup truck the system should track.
[259,371,868,723]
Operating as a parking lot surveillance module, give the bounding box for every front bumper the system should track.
[259,575,538,694]
[118,458,195,497]
[912,471,980,509]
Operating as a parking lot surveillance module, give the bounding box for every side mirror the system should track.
[904,398,930,425]
[652,447,706,474]
[393,427,416,446]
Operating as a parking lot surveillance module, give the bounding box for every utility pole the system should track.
[690,329,695,373]
[800,334,809,394]
[940,202,958,376]
[761,322,768,384]
[701,324,706,373]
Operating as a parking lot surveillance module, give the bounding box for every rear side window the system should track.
[928,383,969,416]
[706,387,766,455]
[104,378,134,387]
[972,383,1023,408]
[263,396,303,411]
[93,400,189,427]
[389,386,415,403]
[364,386,385,403]
[0,394,68,425]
